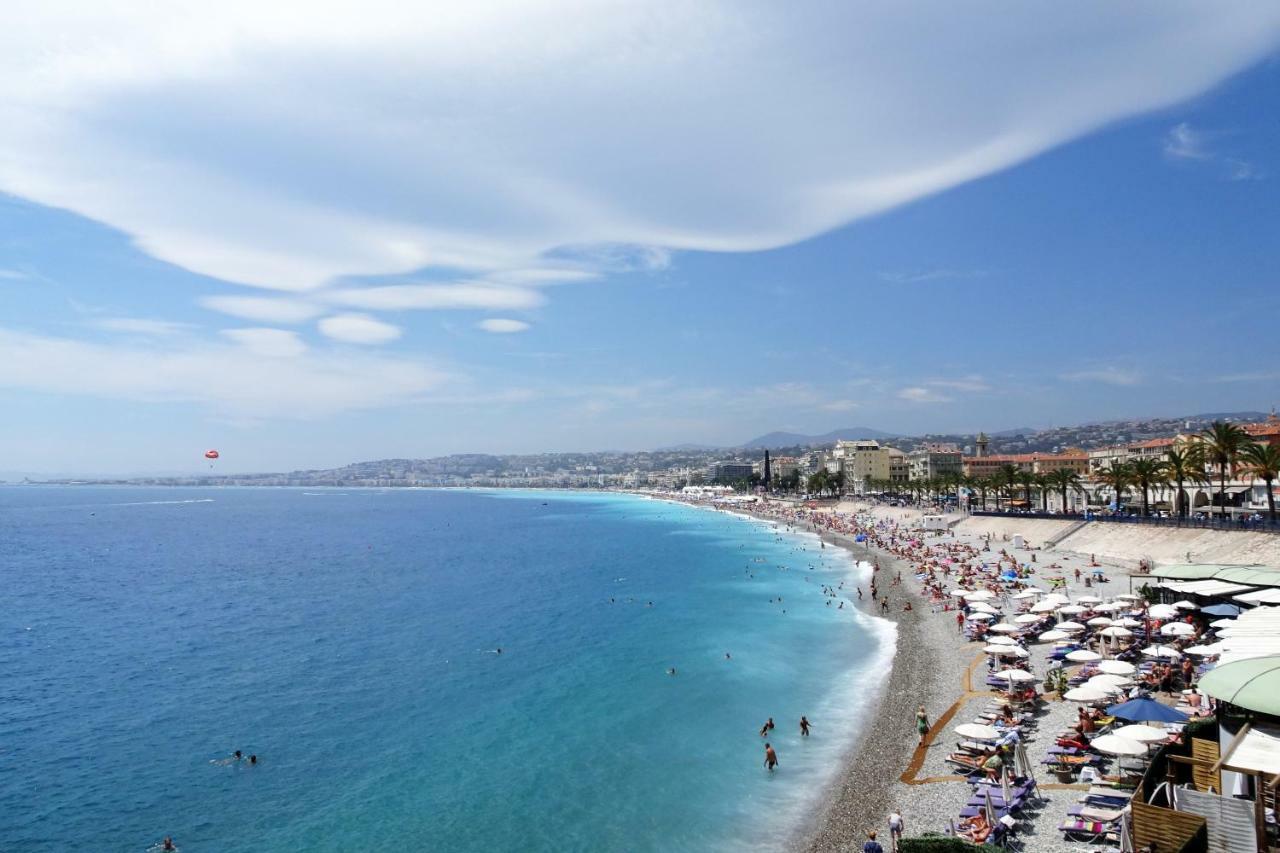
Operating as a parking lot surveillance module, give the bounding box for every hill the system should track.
[742,427,896,449]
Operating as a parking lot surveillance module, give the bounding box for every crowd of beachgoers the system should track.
[664,492,1229,852]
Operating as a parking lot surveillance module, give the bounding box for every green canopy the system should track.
[1198,656,1280,717]
[1148,564,1280,589]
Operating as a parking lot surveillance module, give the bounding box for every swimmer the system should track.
[234,750,242,761]
[759,717,775,737]
[764,743,779,771]
[725,652,732,660]
[249,754,258,765]
[163,837,176,851]
[667,667,677,676]
[800,716,812,736]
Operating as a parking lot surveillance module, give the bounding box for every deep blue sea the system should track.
[0,487,893,852]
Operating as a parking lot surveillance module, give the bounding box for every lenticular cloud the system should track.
[0,1,1277,292]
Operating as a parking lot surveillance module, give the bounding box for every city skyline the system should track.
[1,4,1279,475]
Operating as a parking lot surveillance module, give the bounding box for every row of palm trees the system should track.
[813,421,1279,522]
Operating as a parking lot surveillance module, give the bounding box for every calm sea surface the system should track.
[0,487,893,852]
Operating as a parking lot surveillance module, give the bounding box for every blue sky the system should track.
[1,4,1278,475]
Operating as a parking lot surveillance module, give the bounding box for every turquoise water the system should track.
[0,487,893,852]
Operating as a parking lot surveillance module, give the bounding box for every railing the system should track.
[968,509,1280,532]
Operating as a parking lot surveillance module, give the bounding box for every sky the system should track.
[1,2,1279,475]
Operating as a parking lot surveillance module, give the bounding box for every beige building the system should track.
[909,443,963,480]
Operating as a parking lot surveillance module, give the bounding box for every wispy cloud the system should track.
[477,318,531,334]
[819,399,859,412]
[924,375,990,392]
[1060,367,1141,386]
[0,268,31,281]
[1163,122,1264,180]
[91,317,193,337]
[317,314,402,345]
[897,386,953,403]
[1216,370,1280,383]
[878,269,988,285]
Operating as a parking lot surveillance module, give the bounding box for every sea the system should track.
[0,486,895,852]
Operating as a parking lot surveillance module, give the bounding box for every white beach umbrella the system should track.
[966,612,994,621]
[1148,604,1179,620]
[1077,595,1102,605]
[969,602,999,614]
[1014,614,1042,625]
[1038,629,1069,642]
[1066,649,1102,663]
[986,635,1017,645]
[964,590,995,602]
[1100,626,1134,638]
[1091,734,1148,757]
[1012,590,1041,600]
[1116,593,1143,602]
[1098,660,1136,676]
[1030,600,1058,613]
[985,645,1028,658]
[1172,600,1197,610]
[1113,724,1168,744]
[1210,617,1236,629]
[1160,622,1195,637]
[1094,601,1125,612]
[1064,686,1109,703]
[1044,593,1070,605]
[955,723,1000,740]
[1084,677,1126,694]
[996,669,1036,683]
[1088,673,1132,689]
[1057,621,1086,632]
[949,589,971,597]
[1087,616,1114,627]
[1183,643,1224,656]
[1115,617,1143,628]
[988,622,1020,633]
[1141,645,1182,660]
[1058,605,1086,615]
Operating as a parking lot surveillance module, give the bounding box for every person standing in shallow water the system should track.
[763,743,778,771]
[759,717,775,737]
[799,716,811,736]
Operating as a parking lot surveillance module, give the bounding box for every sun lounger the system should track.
[1058,817,1119,842]
[1068,804,1124,822]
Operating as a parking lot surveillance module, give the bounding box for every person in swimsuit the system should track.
[162,838,176,851]
[916,706,930,746]
[760,717,775,737]
[800,716,811,737]
[763,743,778,771]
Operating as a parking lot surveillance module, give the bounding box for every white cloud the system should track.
[199,295,326,323]
[0,269,30,281]
[925,375,990,392]
[1060,367,1142,386]
[477,318,531,334]
[0,2,1275,302]
[820,399,859,412]
[318,313,402,344]
[220,327,309,358]
[0,326,447,417]
[92,317,192,336]
[878,269,988,284]
[897,386,953,403]
[321,284,544,312]
[1164,122,1209,159]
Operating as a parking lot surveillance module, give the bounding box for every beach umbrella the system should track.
[1183,643,1223,657]
[1105,698,1190,723]
[1014,614,1042,625]
[1058,605,1086,615]
[1098,660,1136,675]
[1116,593,1142,602]
[1148,604,1178,620]
[1066,649,1102,663]
[1172,600,1197,611]
[1201,603,1241,618]
[1197,655,1280,716]
[1088,673,1132,689]
[987,622,1019,633]
[1099,626,1133,638]
[1141,645,1182,660]
[1210,617,1236,629]
[1077,595,1102,605]
[1012,591,1040,601]
[1087,616,1114,627]
[964,590,995,602]
[1113,724,1168,744]
[966,612,994,621]
[1094,601,1125,612]
[983,787,996,827]
[955,723,1000,740]
[949,588,973,597]
[1115,617,1143,628]
[1091,734,1148,757]
[1044,593,1071,605]
[1029,600,1058,613]
[985,645,1028,658]
[1064,686,1109,703]
[1160,622,1195,638]
[1014,741,1035,783]
[986,635,1017,645]
[996,669,1036,683]
[1038,629,1069,642]
[1057,621,1086,632]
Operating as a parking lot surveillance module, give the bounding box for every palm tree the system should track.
[973,477,992,511]
[1096,461,1132,513]
[1163,446,1205,520]
[1201,421,1253,520]
[1045,468,1083,514]
[1129,457,1164,517]
[997,463,1020,511]
[1238,442,1280,523]
[1016,470,1036,508]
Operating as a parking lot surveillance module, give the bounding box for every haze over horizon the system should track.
[2,3,1279,475]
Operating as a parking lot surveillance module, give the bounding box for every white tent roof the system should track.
[1235,588,1280,605]
[1160,579,1255,596]
[1226,725,1280,775]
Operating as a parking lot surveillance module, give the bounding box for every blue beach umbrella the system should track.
[1105,698,1189,724]
[1200,603,1242,617]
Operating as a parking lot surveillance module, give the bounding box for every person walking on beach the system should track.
[763,743,778,771]
[862,830,884,853]
[888,811,905,851]
[915,706,930,746]
[799,716,811,736]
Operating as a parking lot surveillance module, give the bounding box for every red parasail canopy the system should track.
[204,450,220,460]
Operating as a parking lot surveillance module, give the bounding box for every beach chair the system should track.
[1057,816,1119,843]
